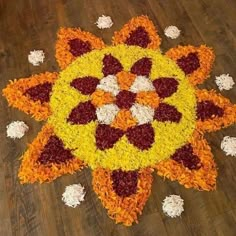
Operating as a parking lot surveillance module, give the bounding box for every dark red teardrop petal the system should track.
[24,82,52,103]
[115,90,136,109]
[68,38,92,57]
[111,170,138,197]
[153,78,179,98]
[70,76,99,95]
[67,101,96,124]
[197,100,224,121]
[102,54,123,76]
[130,57,152,76]
[96,124,124,150]
[37,136,74,165]
[177,52,200,75]
[154,103,182,123]
[125,26,151,48]
[171,143,201,170]
[126,124,155,150]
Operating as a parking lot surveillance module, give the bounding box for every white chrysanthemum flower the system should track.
[215,74,235,91]
[130,76,155,93]
[6,121,29,139]
[97,75,120,96]
[28,50,45,66]
[95,15,113,29]
[162,195,184,218]
[96,104,119,124]
[62,184,86,208]
[164,26,181,39]
[221,136,236,157]
[130,104,154,125]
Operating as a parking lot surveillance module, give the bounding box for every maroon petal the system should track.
[197,101,224,121]
[154,103,182,122]
[111,170,138,197]
[177,52,200,75]
[96,125,124,150]
[115,90,136,109]
[67,101,96,124]
[70,76,99,95]
[102,54,123,76]
[126,124,154,150]
[68,38,92,57]
[171,143,201,170]
[131,57,152,76]
[153,78,179,98]
[24,82,52,103]
[125,26,151,48]
[38,136,74,165]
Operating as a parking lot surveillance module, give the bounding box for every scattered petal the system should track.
[164,26,181,39]
[95,15,113,29]
[62,184,86,208]
[162,195,184,218]
[6,121,29,139]
[221,136,236,157]
[28,50,45,66]
[215,74,235,91]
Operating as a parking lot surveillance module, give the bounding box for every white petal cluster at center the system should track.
[97,75,120,96]
[130,104,154,125]
[96,104,119,124]
[130,76,155,93]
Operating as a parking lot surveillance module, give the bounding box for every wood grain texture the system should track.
[0,0,236,235]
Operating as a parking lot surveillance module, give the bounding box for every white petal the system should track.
[221,136,236,157]
[97,75,120,96]
[215,74,235,91]
[130,104,154,125]
[6,121,29,139]
[28,50,45,66]
[162,195,184,218]
[164,26,181,39]
[96,104,119,124]
[95,15,113,29]
[129,76,155,93]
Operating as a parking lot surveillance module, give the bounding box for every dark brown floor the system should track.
[0,0,236,235]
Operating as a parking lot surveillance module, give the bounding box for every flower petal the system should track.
[95,124,124,150]
[92,167,153,226]
[130,104,154,125]
[126,124,155,150]
[67,101,96,124]
[154,103,182,123]
[130,57,152,76]
[129,76,155,93]
[112,15,161,49]
[2,72,58,121]
[55,28,105,69]
[96,104,119,125]
[165,45,215,86]
[102,54,123,76]
[153,77,179,98]
[96,75,120,96]
[18,124,85,184]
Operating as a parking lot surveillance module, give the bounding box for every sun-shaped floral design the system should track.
[3,16,236,226]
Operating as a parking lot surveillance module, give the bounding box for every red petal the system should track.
[126,124,154,150]
[67,101,96,124]
[68,38,92,57]
[131,57,152,76]
[102,54,123,76]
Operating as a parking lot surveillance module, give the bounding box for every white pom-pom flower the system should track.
[215,74,235,91]
[28,50,45,66]
[62,184,86,208]
[6,121,29,139]
[164,26,181,39]
[162,195,184,218]
[221,136,236,157]
[95,15,113,29]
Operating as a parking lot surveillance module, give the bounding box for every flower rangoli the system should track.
[3,16,236,226]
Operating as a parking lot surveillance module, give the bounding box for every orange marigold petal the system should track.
[56,27,105,69]
[165,45,215,86]
[155,132,217,191]
[136,91,160,108]
[91,89,115,107]
[2,72,58,121]
[116,71,136,90]
[112,15,161,50]
[196,89,236,133]
[18,124,85,184]
[111,109,137,131]
[92,168,153,226]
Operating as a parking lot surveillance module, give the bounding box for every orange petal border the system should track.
[19,124,85,184]
[166,45,215,86]
[155,132,217,191]
[92,168,153,226]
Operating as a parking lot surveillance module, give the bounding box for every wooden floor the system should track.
[0,0,236,235]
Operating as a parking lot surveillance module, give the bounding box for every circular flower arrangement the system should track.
[3,16,236,226]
